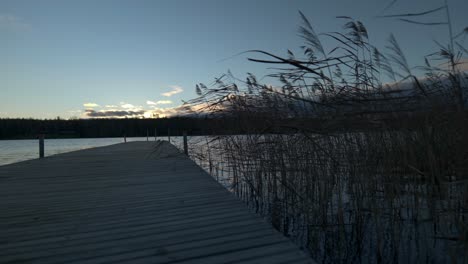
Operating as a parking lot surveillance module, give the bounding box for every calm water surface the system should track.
[0,137,178,166]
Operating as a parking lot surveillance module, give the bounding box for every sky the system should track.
[1,0,467,119]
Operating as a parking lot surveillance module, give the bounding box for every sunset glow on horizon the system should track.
[1,0,467,119]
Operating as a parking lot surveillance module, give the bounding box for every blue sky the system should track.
[1,0,467,119]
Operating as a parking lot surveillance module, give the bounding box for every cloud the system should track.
[142,101,225,118]
[0,14,31,31]
[147,100,173,105]
[456,59,468,72]
[85,109,145,118]
[120,103,135,109]
[83,103,99,108]
[82,103,207,119]
[145,107,179,118]
[161,85,183,97]
[81,98,201,119]
[437,58,468,72]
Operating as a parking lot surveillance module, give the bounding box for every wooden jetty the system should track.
[0,141,313,264]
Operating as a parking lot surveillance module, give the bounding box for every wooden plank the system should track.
[0,141,313,263]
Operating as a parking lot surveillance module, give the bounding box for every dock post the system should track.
[146,129,149,142]
[168,128,171,143]
[154,128,157,141]
[124,134,127,143]
[183,131,188,156]
[39,134,45,158]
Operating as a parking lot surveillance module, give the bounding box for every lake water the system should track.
[0,137,182,166]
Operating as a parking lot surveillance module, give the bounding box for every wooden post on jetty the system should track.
[167,128,171,143]
[39,134,44,158]
[183,131,188,156]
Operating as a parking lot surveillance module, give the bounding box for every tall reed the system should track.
[187,4,468,263]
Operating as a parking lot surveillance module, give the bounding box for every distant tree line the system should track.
[2,111,456,140]
[0,117,249,139]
